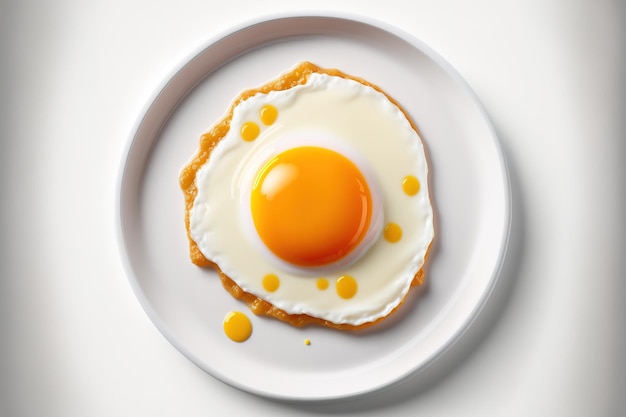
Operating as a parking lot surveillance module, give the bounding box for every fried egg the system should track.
[183,62,434,328]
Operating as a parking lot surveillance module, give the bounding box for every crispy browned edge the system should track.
[179,61,432,330]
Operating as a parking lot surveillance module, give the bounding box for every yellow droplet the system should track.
[241,121,260,141]
[336,275,357,299]
[223,311,252,342]
[402,175,420,196]
[316,278,329,290]
[260,104,278,125]
[384,223,402,243]
[304,339,311,346]
[262,273,280,292]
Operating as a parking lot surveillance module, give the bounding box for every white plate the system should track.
[117,13,510,402]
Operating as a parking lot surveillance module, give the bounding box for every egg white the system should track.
[190,71,434,326]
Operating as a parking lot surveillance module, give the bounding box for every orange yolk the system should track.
[251,146,372,267]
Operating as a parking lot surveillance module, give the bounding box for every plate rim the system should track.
[115,11,512,402]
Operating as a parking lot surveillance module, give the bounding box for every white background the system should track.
[1,1,624,416]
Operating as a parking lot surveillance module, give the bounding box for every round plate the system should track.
[117,13,510,402]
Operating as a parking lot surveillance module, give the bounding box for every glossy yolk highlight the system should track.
[251,146,372,267]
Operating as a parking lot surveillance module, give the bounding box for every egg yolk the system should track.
[384,222,403,243]
[336,274,358,299]
[259,104,278,125]
[316,278,329,290]
[251,146,372,267]
[241,122,260,141]
[262,273,280,292]
[402,175,420,196]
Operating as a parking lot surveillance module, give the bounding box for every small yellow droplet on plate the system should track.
[304,339,311,346]
[223,311,252,343]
